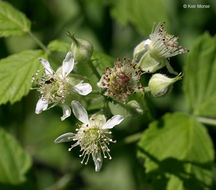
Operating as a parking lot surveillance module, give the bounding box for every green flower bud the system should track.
[148,73,183,97]
[68,33,93,63]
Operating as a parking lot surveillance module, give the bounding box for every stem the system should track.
[91,91,140,115]
[197,117,216,126]
[28,31,50,55]
[124,132,142,144]
[88,60,101,79]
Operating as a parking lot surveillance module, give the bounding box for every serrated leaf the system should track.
[184,33,216,117]
[0,1,31,37]
[48,40,70,53]
[0,128,32,185]
[110,0,168,34]
[138,113,214,190]
[0,50,45,104]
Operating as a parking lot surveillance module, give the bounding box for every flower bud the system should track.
[68,33,93,63]
[148,73,183,97]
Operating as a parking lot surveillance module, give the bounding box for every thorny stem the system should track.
[28,31,50,55]
[197,117,216,126]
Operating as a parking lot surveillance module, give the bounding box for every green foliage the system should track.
[184,33,216,117]
[23,113,78,171]
[0,128,32,185]
[110,0,168,34]
[76,51,114,89]
[48,40,70,53]
[0,0,31,37]
[138,113,214,190]
[0,0,215,189]
[92,51,114,74]
[0,50,44,104]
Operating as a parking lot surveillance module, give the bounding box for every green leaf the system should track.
[0,128,32,185]
[110,0,168,34]
[92,51,114,74]
[0,50,45,104]
[48,40,70,53]
[76,51,114,89]
[0,1,31,37]
[138,113,214,190]
[184,33,216,117]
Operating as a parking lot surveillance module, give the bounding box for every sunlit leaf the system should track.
[0,128,32,185]
[0,50,44,104]
[0,1,31,37]
[110,0,168,34]
[138,113,214,190]
[184,33,216,117]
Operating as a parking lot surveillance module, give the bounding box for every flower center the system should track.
[83,127,100,142]
[33,70,71,104]
[110,71,131,93]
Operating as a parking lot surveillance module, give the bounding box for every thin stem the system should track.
[124,132,142,144]
[197,117,216,126]
[91,91,140,115]
[88,60,101,79]
[28,31,50,55]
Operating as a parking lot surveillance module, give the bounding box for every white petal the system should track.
[90,114,106,127]
[102,115,124,129]
[61,104,71,121]
[54,133,74,143]
[71,100,89,124]
[38,58,54,75]
[35,98,48,114]
[73,83,92,95]
[62,51,74,78]
[92,152,103,172]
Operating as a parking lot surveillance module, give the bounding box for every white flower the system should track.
[33,52,92,120]
[55,100,124,172]
[97,58,144,102]
[148,73,183,97]
[133,22,188,73]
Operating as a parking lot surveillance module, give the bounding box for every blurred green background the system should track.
[0,0,216,189]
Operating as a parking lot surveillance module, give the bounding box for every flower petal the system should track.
[35,98,48,114]
[38,58,54,75]
[102,115,124,129]
[73,83,92,95]
[71,100,89,124]
[90,114,106,127]
[62,51,74,78]
[92,151,103,172]
[61,104,71,121]
[54,133,74,143]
